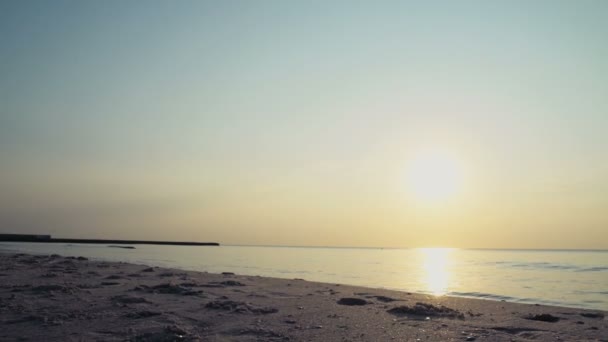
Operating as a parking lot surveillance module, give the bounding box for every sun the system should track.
[406,149,465,203]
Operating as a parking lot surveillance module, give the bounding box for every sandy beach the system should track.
[0,253,606,341]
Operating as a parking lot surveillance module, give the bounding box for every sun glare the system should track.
[407,149,465,203]
[420,247,453,296]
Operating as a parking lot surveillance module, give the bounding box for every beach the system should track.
[0,253,606,341]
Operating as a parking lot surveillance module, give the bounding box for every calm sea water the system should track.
[1,243,606,311]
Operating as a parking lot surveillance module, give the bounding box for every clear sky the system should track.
[1,1,607,249]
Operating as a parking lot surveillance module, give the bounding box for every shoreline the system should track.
[0,252,606,341]
[1,243,605,312]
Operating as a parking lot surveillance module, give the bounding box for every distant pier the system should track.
[0,234,219,246]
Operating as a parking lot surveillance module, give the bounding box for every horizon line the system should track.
[223,244,608,252]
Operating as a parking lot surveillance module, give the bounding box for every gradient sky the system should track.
[1,1,607,249]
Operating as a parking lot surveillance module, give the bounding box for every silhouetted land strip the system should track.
[0,234,219,246]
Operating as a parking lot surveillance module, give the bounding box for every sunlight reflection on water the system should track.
[419,248,453,296]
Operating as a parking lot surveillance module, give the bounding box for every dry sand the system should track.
[0,252,606,341]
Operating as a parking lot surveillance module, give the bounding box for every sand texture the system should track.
[0,252,606,341]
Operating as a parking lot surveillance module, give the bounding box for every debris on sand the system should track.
[229,327,287,340]
[525,313,560,323]
[580,312,604,319]
[201,280,246,287]
[387,302,465,319]
[105,275,124,280]
[125,310,162,319]
[368,295,399,303]
[373,296,401,303]
[130,325,194,342]
[40,273,58,278]
[220,280,245,286]
[4,315,46,324]
[337,298,368,306]
[101,281,121,286]
[178,281,199,287]
[112,295,149,304]
[31,285,71,294]
[205,300,278,314]
[133,283,203,296]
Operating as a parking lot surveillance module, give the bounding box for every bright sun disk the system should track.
[407,149,465,203]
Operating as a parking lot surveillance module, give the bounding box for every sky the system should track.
[1,0,607,249]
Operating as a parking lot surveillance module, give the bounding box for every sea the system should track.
[1,243,606,311]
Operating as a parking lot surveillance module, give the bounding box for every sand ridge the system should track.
[0,253,606,341]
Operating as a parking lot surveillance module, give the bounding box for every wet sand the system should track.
[0,252,606,341]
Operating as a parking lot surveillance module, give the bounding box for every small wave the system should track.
[494,261,583,271]
[448,292,586,309]
[449,291,516,302]
[515,263,577,270]
[575,266,608,272]
[582,299,604,304]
